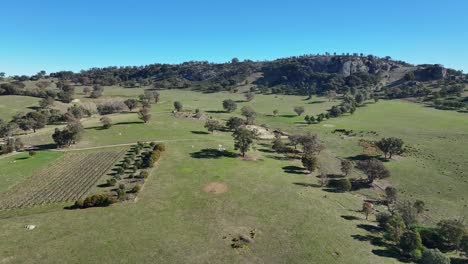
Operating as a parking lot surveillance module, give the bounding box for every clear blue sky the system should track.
[1,0,467,75]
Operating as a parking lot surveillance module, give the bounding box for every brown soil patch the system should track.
[203,182,227,194]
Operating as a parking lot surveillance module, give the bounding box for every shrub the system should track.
[420,249,450,264]
[140,171,149,179]
[132,185,142,193]
[329,178,351,192]
[417,227,443,249]
[106,178,117,186]
[76,193,114,208]
[376,212,392,228]
[153,143,166,152]
[399,230,423,257]
[437,219,465,249]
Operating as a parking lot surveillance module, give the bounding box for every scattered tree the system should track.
[222,99,237,112]
[232,127,255,157]
[420,249,450,264]
[376,137,404,159]
[340,159,352,176]
[241,106,256,124]
[124,99,139,111]
[100,116,112,129]
[138,107,152,123]
[357,158,390,183]
[293,106,305,116]
[173,101,183,112]
[301,154,318,173]
[204,119,222,133]
[226,116,245,130]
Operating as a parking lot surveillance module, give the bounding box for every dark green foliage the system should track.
[232,127,255,157]
[153,143,166,152]
[376,212,392,228]
[399,230,423,257]
[52,121,84,147]
[340,159,352,176]
[75,193,114,208]
[106,178,117,186]
[140,171,149,179]
[437,219,466,249]
[240,106,256,124]
[383,214,406,242]
[293,106,304,116]
[173,101,183,111]
[301,154,318,173]
[420,249,450,264]
[357,158,390,183]
[222,99,237,112]
[375,137,404,159]
[226,116,245,130]
[204,119,222,133]
[328,178,351,192]
[124,98,139,111]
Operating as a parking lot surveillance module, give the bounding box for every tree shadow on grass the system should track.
[191,130,210,135]
[341,215,360,221]
[265,155,295,161]
[357,224,382,233]
[293,182,321,188]
[205,110,226,114]
[307,100,327,104]
[258,148,275,153]
[33,143,57,150]
[283,165,308,174]
[347,154,388,162]
[280,114,297,118]
[190,148,238,159]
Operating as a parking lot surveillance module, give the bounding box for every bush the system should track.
[132,185,142,193]
[399,230,423,257]
[376,212,392,228]
[140,171,149,179]
[416,226,443,249]
[76,193,114,208]
[106,178,117,186]
[420,249,450,264]
[153,143,166,152]
[328,178,352,192]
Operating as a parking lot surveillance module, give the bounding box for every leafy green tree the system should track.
[385,186,398,210]
[384,214,406,242]
[124,99,139,111]
[244,91,255,102]
[376,137,404,159]
[420,249,450,264]
[301,154,318,173]
[241,106,256,124]
[226,116,245,130]
[138,106,152,123]
[204,119,222,133]
[437,219,466,248]
[272,136,286,153]
[100,116,112,129]
[340,159,352,176]
[173,101,183,112]
[232,127,255,157]
[399,230,423,258]
[39,97,54,108]
[357,158,390,183]
[273,109,278,116]
[222,99,237,112]
[294,106,305,116]
[460,234,468,256]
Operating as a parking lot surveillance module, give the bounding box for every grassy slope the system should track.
[1,87,466,263]
[0,138,397,264]
[0,151,63,193]
[0,95,40,120]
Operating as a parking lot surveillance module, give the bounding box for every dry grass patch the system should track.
[203,182,227,194]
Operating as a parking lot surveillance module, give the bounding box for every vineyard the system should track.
[0,149,127,209]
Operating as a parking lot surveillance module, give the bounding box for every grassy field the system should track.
[0,95,41,120]
[0,87,466,263]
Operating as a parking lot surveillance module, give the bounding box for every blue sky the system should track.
[1,0,467,75]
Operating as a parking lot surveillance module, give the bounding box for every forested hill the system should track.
[7,54,467,97]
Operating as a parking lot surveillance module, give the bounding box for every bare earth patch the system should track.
[203,182,227,194]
